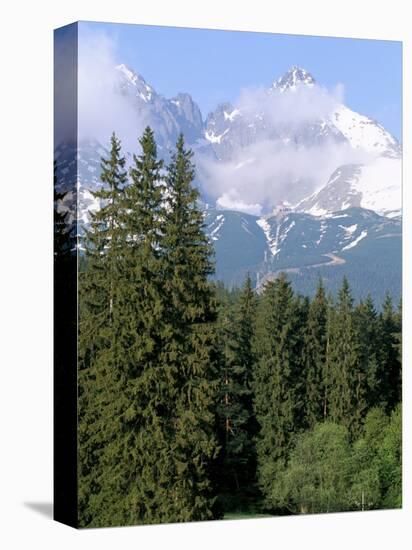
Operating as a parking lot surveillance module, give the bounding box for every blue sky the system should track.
[79,21,402,140]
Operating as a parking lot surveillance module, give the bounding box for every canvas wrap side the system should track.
[54,22,79,529]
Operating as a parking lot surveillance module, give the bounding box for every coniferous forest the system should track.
[75,128,402,527]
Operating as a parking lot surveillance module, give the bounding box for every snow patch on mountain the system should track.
[299,157,401,218]
[272,66,315,92]
[240,217,254,236]
[256,216,297,258]
[316,221,328,245]
[331,105,400,159]
[355,158,401,215]
[116,63,154,103]
[224,108,241,121]
[205,129,229,144]
[116,63,138,84]
[342,229,368,250]
[208,214,225,241]
[340,223,357,237]
[256,217,279,255]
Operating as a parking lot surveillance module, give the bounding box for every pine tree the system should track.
[324,277,366,438]
[379,294,402,410]
[160,133,220,521]
[78,132,129,526]
[79,128,177,527]
[304,279,328,427]
[394,299,402,379]
[216,275,258,509]
[253,273,303,509]
[107,126,177,526]
[236,276,259,474]
[354,295,381,409]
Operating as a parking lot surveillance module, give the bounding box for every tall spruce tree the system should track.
[253,273,303,509]
[79,127,178,527]
[160,134,220,521]
[324,277,366,438]
[78,132,129,526]
[216,275,258,510]
[109,126,179,526]
[379,294,402,410]
[394,299,402,385]
[395,299,402,364]
[236,275,259,476]
[304,278,328,427]
[354,295,381,410]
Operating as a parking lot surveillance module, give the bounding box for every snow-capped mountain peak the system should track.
[74,62,401,222]
[116,63,139,84]
[296,157,402,218]
[272,66,316,92]
[291,104,402,217]
[115,63,155,103]
[331,104,401,159]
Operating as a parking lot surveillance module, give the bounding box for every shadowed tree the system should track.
[253,274,304,510]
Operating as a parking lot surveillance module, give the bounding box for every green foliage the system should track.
[378,405,402,508]
[324,277,366,438]
[250,274,401,515]
[349,408,389,510]
[268,407,402,515]
[349,406,402,511]
[78,133,129,526]
[77,128,402,525]
[379,294,402,410]
[160,134,220,521]
[215,275,258,509]
[79,131,220,526]
[269,422,352,514]
[304,279,328,427]
[253,274,305,509]
[353,295,381,410]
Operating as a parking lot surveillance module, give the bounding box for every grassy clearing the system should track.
[223,511,273,520]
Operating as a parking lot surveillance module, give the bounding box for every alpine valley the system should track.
[55,65,402,303]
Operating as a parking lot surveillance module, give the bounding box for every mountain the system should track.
[54,64,402,301]
[115,63,205,156]
[59,63,401,219]
[330,104,400,159]
[272,66,316,91]
[296,158,401,218]
[204,67,347,163]
[204,66,401,216]
[204,206,401,302]
[204,209,268,284]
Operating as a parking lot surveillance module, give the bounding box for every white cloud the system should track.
[196,82,373,215]
[216,191,262,216]
[237,82,345,128]
[71,30,375,216]
[77,28,147,153]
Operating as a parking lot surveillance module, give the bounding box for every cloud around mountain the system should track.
[237,80,344,128]
[197,138,370,216]
[196,79,371,215]
[77,28,148,154]
[73,29,399,218]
